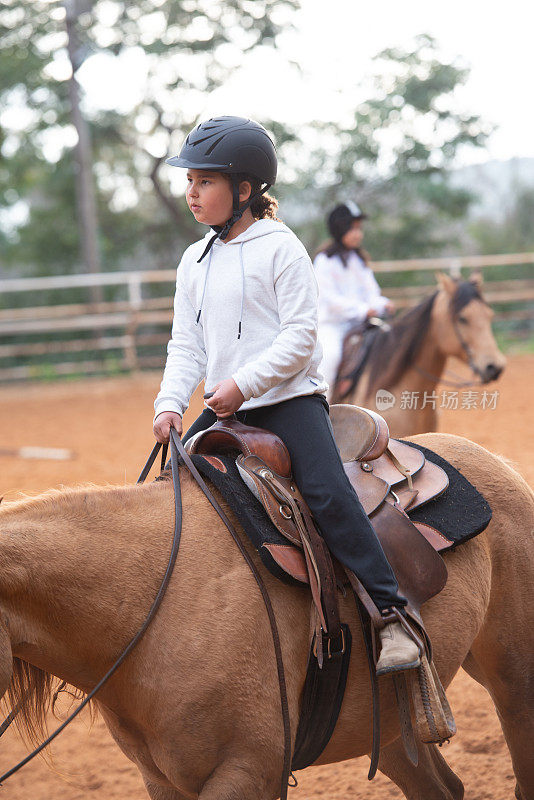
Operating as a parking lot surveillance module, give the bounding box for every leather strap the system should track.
[136,441,168,483]
[386,446,414,490]
[352,589,381,780]
[291,624,352,770]
[297,501,342,642]
[344,568,385,630]
[0,701,23,739]
[250,464,341,644]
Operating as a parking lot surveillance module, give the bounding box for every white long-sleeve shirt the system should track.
[154,219,327,418]
[313,249,390,325]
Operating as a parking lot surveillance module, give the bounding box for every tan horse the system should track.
[0,432,533,800]
[340,274,506,436]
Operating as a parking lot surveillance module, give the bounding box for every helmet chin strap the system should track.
[197,179,271,263]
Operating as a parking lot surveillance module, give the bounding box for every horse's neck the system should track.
[358,310,446,400]
[0,484,175,689]
[395,328,447,393]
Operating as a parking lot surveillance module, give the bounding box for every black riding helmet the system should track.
[167,116,277,261]
[328,201,368,243]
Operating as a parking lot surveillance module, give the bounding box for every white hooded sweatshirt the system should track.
[314,249,390,325]
[154,219,327,418]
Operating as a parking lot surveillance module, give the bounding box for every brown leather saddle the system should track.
[186,404,452,606]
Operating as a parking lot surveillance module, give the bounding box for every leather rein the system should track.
[0,430,293,799]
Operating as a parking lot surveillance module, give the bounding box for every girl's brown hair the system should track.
[227,173,281,221]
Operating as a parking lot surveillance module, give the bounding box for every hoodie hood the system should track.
[196,218,289,263]
[210,218,290,246]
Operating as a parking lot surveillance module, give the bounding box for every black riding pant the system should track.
[183,394,406,611]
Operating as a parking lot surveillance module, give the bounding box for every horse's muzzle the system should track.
[481,363,504,383]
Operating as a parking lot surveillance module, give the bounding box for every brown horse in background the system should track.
[336,274,506,436]
[0,432,533,799]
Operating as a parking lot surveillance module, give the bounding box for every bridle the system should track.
[414,299,485,388]
[451,314,485,381]
[0,430,293,798]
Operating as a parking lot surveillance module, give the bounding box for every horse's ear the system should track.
[469,270,483,289]
[436,272,457,296]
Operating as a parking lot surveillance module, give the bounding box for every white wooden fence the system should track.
[1,253,533,382]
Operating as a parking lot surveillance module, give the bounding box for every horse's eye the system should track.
[457,315,468,324]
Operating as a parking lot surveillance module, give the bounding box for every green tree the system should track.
[469,185,534,254]
[280,35,492,260]
[0,0,299,276]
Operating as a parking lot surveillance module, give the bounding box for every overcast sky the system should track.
[79,0,534,167]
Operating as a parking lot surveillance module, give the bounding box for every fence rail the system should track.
[1,252,533,382]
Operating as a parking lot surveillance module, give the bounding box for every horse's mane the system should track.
[1,470,197,517]
[362,279,484,393]
[2,662,90,753]
[364,292,438,392]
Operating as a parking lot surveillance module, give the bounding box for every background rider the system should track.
[314,202,394,400]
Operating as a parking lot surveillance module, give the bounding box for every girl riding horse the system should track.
[152,116,418,674]
[314,202,394,402]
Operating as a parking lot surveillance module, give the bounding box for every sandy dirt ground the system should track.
[0,354,532,799]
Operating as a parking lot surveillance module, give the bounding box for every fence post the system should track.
[449,258,462,279]
[124,275,142,371]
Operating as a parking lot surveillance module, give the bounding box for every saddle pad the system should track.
[189,441,492,586]
[189,454,305,586]
[398,441,492,549]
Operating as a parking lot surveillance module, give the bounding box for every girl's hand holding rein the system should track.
[204,379,245,418]
[153,411,183,443]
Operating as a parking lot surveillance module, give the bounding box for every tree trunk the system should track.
[64,0,103,303]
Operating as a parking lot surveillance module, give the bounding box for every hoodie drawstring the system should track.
[195,244,244,340]
[196,231,220,265]
[238,241,244,339]
[195,248,213,323]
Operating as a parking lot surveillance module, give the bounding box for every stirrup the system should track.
[376,652,421,676]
